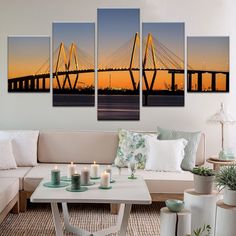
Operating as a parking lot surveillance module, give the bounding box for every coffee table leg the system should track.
[51,202,64,236]
[62,202,92,236]
[117,204,132,236]
[93,203,132,236]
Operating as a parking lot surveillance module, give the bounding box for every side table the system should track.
[215,200,236,236]
[184,189,221,236]
[207,157,236,171]
[160,207,191,236]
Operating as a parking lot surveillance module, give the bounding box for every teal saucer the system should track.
[110,179,116,183]
[66,186,88,192]
[61,176,71,182]
[90,177,100,180]
[128,176,137,180]
[81,182,95,186]
[43,181,69,188]
[99,186,112,190]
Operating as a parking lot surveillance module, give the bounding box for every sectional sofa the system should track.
[0,130,205,220]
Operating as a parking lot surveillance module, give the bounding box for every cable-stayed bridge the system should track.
[8,33,229,93]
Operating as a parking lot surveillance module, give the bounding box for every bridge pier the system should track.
[225,72,229,92]
[30,78,35,91]
[36,78,40,91]
[25,80,29,90]
[170,72,175,92]
[197,72,203,92]
[211,72,216,92]
[42,78,46,91]
[188,72,193,91]
[19,80,23,91]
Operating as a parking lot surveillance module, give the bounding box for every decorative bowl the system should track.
[165,199,184,212]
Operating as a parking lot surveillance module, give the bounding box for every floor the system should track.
[0,202,164,236]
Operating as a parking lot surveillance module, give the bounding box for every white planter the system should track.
[194,175,214,194]
[224,188,236,206]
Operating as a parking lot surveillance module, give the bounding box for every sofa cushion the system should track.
[157,127,201,171]
[24,164,194,194]
[114,129,156,169]
[0,167,31,190]
[0,130,39,166]
[0,138,17,170]
[145,138,188,172]
[0,178,19,213]
[38,131,118,164]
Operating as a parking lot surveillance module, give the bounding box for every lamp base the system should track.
[219,149,235,160]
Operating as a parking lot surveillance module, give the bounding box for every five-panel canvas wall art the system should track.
[7,8,230,120]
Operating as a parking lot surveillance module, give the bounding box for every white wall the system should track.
[0,0,235,156]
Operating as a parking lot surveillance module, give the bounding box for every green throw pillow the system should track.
[157,127,201,171]
[114,129,157,169]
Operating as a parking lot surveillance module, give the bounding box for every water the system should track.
[143,95,184,106]
[53,94,95,106]
[98,95,140,120]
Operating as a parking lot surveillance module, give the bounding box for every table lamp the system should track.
[209,102,236,160]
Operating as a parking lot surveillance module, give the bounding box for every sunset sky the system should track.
[53,22,95,89]
[98,9,140,89]
[188,37,229,91]
[8,36,49,79]
[187,37,229,71]
[142,23,184,90]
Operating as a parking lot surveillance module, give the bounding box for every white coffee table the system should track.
[30,175,151,236]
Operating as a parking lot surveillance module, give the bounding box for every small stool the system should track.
[215,200,236,236]
[160,207,191,236]
[184,189,221,235]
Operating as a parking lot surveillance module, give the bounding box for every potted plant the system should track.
[191,167,215,194]
[215,165,236,206]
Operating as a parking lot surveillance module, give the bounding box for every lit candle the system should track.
[106,165,112,182]
[71,172,80,190]
[51,165,60,185]
[67,162,76,178]
[100,171,110,188]
[81,167,90,185]
[91,161,100,178]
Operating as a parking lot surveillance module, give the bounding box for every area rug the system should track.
[0,202,164,236]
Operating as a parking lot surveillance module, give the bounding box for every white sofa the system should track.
[0,130,205,217]
[0,178,19,223]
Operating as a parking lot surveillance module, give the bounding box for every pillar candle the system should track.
[106,165,112,182]
[91,161,100,178]
[100,171,110,188]
[51,165,60,185]
[81,167,90,185]
[67,162,76,178]
[71,173,80,190]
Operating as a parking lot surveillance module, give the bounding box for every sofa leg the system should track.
[110,203,120,214]
[20,191,28,212]
[11,194,20,214]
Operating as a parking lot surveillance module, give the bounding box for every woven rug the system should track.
[0,202,164,236]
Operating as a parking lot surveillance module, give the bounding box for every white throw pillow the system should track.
[0,130,39,166]
[145,137,188,172]
[0,138,17,170]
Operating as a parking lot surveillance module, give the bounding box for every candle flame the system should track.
[94,161,96,165]
[54,165,58,170]
[75,171,78,174]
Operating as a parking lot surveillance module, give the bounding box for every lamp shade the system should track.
[209,103,236,124]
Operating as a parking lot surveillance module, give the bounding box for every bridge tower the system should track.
[54,42,80,90]
[129,32,140,91]
[142,33,157,91]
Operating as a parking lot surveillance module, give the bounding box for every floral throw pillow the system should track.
[114,129,156,169]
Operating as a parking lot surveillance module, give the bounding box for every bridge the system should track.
[8,33,229,93]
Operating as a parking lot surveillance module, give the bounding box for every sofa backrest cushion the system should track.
[38,131,118,164]
[37,131,205,165]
